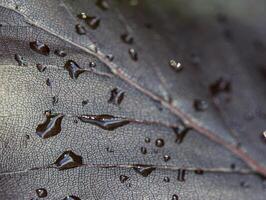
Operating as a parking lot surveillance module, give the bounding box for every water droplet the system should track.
[64,60,85,79]
[140,147,147,154]
[240,181,250,188]
[75,24,86,35]
[108,88,125,105]
[14,54,27,66]
[54,150,83,170]
[121,33,134,44]
[194,168,204,175]
[172,194,179,200]
[133,165,155,177]
[163,177,170,182]
[30,41,50,56]
[145,137,150,143]
[163,155,170,162]
[77,12,87,19]
[128,48,138,61]
[86,16,101,29]
[46,78,51,86]
[52,95,59,106]
[169,59,182,71]
[173,125,190,144]
[106,54,114,61]
[209,78,231,96]
[78,114,130,130]
[96,0,109,10]
[155,138,164,147]
[119,175,129,183]
[36,63,46,72]
[36,188,47,198]
[36,113,64,139]
[63,195,81,200]
[261,130,266,143]
[106,147,114,153]
[177,169,186,181]
[89,61,96,68]
[193,99,208,111]
[54,49,67,57]
[82,100,88,106]
[230,163,236,170]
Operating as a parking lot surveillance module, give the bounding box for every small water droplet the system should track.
[64,60,85,79]
[133,165,155,177]
[36,63,46,72]
[46,78,51,86]
[89,61,96,68]
[261,130,266,143]
[119,175,129,183]
[121,33,134,44]
[36,188,47,198]
[145,137,150,143]
[240,181,250,188]
[194,168,204,175]
[177,169,186,181]
[14,54,27,66]
[106,54,114,61]
[128,48,138,61]
[36,113,64,139]
[163,177,170,182]
[78,114,130,130]
[63,195,81,200]
[172,194,179,200]
[193,99,208,111]
[169,59,182,71]
[173,125,190,144]
[86,16,101,29]
[75,24,86,35]
[54,49,67,57]
[96,0,109,10]
[77,12,87,19]
[155,138,164,147]
[30,41,50,56]
[163,155,170,162]
[230,163,236,170]
[108,88,125,105]
[209,78,231,96]
[140,147,147,154]
[52,95,59,106]
[54,150,83,170]
[82,100,88,106]
[106,147,114,153]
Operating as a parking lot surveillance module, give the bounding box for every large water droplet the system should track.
[54,150,83,170]
[177,169,186,181]
[64,60,85,79]
[54,49,67,57]
[78,114,130,130]
[86,16,101,29]
[96,0,109,10]
[119,175,129,183]
[36,112,64,139]
[108,88,125,105]
[30,41,50,56]
[63,195,81,200]
[36,188,47,198]
[121,33,134,44]
[75,24,86,35]
[14,54,27,66]
[128,48,138,61]
[133,165,155,177]
[169,59,182,71]
[36,63,46,72]
[172,194,179,200]
[193,99,208,111]
[209,78,231,96]
[155,138,164,147]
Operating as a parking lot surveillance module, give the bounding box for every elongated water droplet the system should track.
[177,169,186,181]
[36,188,47,198]
[128,48,138,61]
[30,41,50,56]
[209,78,231,96]
[54,150,83,170]
[145,137,150,143]
[140,147,147,154]
[14,54,27,66]
[119,175,129,183]
[163,177,170,182]
[63,195,81,200]
[173,125,190,144]
[86,16,100,29]
[169,59,182,71]
[155,138,164,147]
[36,63,46,72]
[64,60,85,79]
[75,24,86,35]
[78,114,130,130]
[96,0,109,10]
[121,33,134,44]
[36,113,64,139]
[54,49,67,57]
[193,99,208,111]
[133,166,155,177]
[77,12,87,19]
[163,155,170,162]
[172,194,179,200]
[108,88,125,105]
[46,78,51,86]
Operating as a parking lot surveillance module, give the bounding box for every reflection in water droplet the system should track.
[86,16,101,29]
[128,48,138,61]
[177,169,186,181]
[140,147,147,154]
[96,0,109,10]
[163,177,170,182]
[145,137,150,143]
[173,125,190,144]
[121,33,134,44]
[63,195,81,200]
[54,49,67,57]
[194,168,204,175]
[77,12,87,19]
[30,41,50,56]
[133,166,155,177]
[169,59,182,71]
[14,54,27,66]
[155,138,164,147]
[36,63,46,72]
[36,188,47,198]
[78,114,130,130]
[193,99,208,111]
[209,78,231,96]
[108,88,125,105]
[36,113,64,139]
[119,175,129,183]
[163,155,170,162]
[75,24,86,35]
[55,150,83,170]
[172,194,179,200]
[64,60,85,79]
